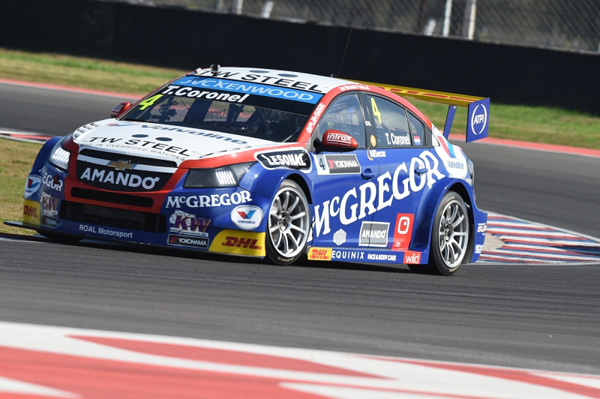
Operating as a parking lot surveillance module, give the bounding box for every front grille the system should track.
[60,201,166,233]
[76,150,177,192]
[71,187,153,208]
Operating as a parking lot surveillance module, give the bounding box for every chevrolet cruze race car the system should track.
[12,66,489,275]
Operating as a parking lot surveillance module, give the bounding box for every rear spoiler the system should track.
[351,80,489,142]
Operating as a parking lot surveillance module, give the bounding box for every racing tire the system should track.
[418,191,470,276]
[265,180,310,265]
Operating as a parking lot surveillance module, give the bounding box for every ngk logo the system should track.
[222,236,262,249]
[393,213,414,251]
[308,248,332,261]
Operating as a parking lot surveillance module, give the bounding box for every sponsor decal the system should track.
[359,222,389,247]
[209,230,265,257]
[471,106,487,132]
[314,151,444,238]
[41,216,57,227]
[42,171,63,192]
[332,250,365,261]
[86,136,192,156]
[173,76,323,104]
[477,223,487,233]
[107,122,136,127]
[256,149,311,171]
[367,149,386,160]
[325,154,361,174]
[468,98,490,140]
[40,192,59,217]
[78,166,164,192]
[384,132,411,146]
[369,135,377,147]
[446,159,466,170]
[22,200,40,226]
[367,253,397,262]
[222,236,261,249]
[161,85,250,103]
[192,71,326,93]
[322,131,356,148]
[333,229,347,246]
[393,213,414,251]
[24,175,42,198]
[110,103,129,116]
[78,224,133,239]
[475,244,484,254]
[338,83,370,92]
[403,251,422,264]
[305,103,326,134]
[231,205,263,230]
[308,247,332,261]
[169,210,210,236]
[168,234,209,249]
[166,191,252,208]
[141,125,249,145]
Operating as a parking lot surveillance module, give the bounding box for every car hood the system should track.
[73,119,275,165]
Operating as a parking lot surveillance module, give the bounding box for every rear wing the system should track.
[351,80,489,142]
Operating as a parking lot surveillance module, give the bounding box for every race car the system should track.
[11,66,489,275]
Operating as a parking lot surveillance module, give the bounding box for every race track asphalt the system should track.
[1,81,599,375]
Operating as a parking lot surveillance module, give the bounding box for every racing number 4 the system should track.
[371,98,382,125]
[138,94,163,110]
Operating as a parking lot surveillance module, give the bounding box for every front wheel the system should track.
[265,180,310,265]
[421,191,471,275]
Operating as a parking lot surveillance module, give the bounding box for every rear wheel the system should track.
[415,191,470,275]
[265,180,310,265]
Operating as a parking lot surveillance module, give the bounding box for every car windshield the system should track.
[122,76,321,143]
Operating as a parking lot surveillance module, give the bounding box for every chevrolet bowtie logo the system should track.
[107,160,135,171]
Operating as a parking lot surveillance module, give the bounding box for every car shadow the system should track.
[3,232,411,274]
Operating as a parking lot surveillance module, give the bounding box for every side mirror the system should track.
[315,130,359,152]
[110,102,132,118]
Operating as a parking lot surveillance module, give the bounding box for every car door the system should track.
[361,93,437,252]
[309,93,379,249]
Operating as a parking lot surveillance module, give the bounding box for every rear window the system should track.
[123,77,322,143]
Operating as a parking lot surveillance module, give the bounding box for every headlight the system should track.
[48,137,70,171]
[184,162,255,188]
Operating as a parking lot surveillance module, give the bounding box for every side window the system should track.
[315,94,366,148]
[407,112,425,146]
[367,96,411,148]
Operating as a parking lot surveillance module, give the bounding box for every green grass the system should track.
[0,140,44,235]
[414,101,600,149]
[1,47,599,234]
[0,48,184,95]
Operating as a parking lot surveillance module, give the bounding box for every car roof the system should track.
[192,66,355,94]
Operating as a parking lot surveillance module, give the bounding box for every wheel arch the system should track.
[431,181,477,265]
[244,167,313,204]
[284,173,313,204]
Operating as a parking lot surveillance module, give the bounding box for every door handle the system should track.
[362,168,377,180]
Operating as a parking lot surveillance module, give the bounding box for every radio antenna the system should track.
[336,28,353,78]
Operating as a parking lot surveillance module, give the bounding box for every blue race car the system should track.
[13,66,489,275]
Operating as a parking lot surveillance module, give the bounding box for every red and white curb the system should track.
[0,129,53,144]
[480,212,600,264]
[1,322,599,399]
